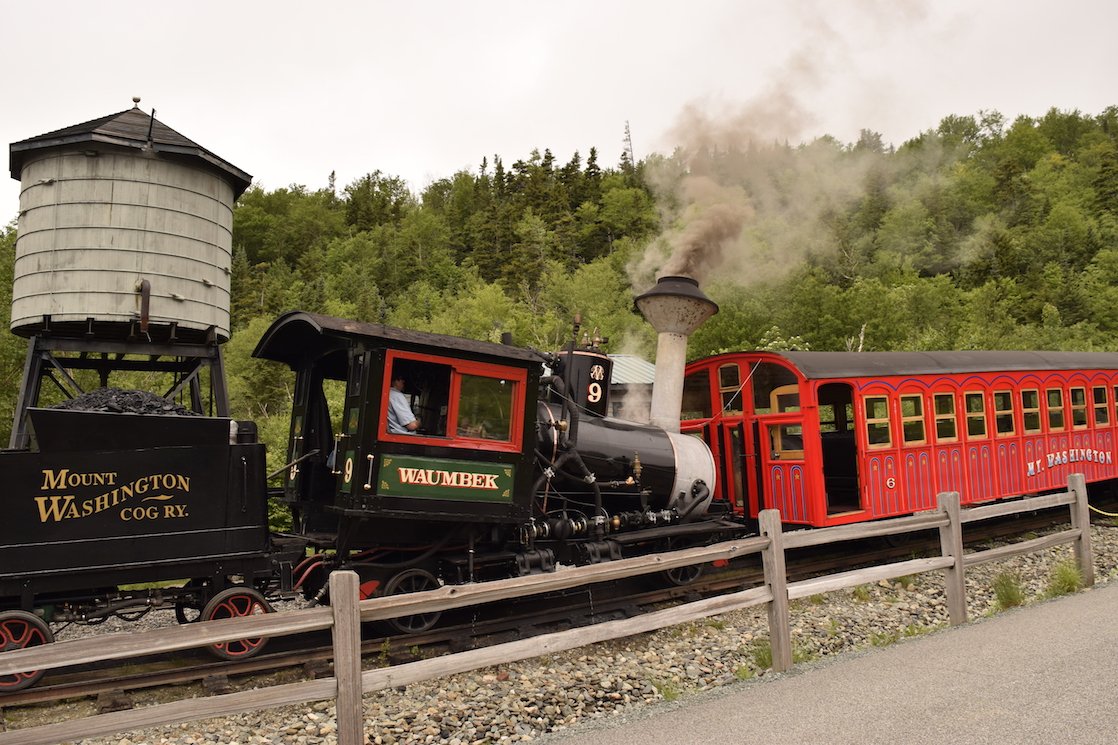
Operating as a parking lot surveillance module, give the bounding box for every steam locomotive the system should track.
[0,308,731,691]
[256,310,727,622]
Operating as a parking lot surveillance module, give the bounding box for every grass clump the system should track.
[745,639,815,669]
[750,641,773,670]
[1046,560,1083,597]
[852,584,872,602]
[992,570,1026,610]
[792,643,817,664]
[653,680,681,701]
[869,630,899,647]
[902,623,931,638]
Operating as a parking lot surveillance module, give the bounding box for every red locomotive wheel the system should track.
[200,587,274,660]
[0,610,54,692]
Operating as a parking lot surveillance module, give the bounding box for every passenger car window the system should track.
[865,396,891,448]
[1047,388,1065,431]
[965,392,987,438]
[1070,387,1088,429]
[1021,389,1041,433]
[994,390,1015,437]
[934,393,957,442]
[900,394,925,445]
[1094,386,1110,426]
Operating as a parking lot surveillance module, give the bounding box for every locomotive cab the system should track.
[253,312,541,552]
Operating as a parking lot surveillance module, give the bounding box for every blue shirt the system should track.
[387,387,417,434]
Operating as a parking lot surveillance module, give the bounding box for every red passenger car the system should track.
[681,351,1118,527]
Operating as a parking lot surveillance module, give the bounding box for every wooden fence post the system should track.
[759,509,791,672]
[329,570,364,745]
[1068,473,1095,587]
[936,491,967,626]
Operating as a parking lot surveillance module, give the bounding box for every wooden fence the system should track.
[0,474,1095,745]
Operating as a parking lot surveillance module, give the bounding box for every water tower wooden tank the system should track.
[7,100,252,447]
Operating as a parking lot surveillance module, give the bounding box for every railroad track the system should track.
[1,503,1098,722]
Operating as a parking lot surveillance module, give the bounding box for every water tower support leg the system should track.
[8,337,43,449]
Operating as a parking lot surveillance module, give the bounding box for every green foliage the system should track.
[733,664,754,680]
[200,106,1118,500]
[792,643,817,664]
[1045,560,1083,597]
[0,224,26,443]
[749,640,773,669]
[233,185,346,267]
[653,679,681,701]
[869,630,900,647]
[992,571,1026,610]
[344,171,415,231]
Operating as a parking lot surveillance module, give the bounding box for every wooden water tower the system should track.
[7,99,252,447]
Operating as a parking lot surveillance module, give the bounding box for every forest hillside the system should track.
[2,106,1116,460]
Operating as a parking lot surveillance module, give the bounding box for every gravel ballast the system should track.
[9,522,1118,745]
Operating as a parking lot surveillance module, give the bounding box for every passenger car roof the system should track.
[774,351,1118,380]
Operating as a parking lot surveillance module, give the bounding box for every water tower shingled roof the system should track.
[9,106,252,197]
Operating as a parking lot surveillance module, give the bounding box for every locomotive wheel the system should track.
[662,562,704,586]
[383,568,442,634]
[200,587,274,660]
[0,610,54,692]
[659,538,705,587]
[174,578,208,624]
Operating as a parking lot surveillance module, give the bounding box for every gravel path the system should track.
[11,521,1118,745]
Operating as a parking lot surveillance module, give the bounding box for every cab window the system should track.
[457,374,512,441]
[382,351,525,451]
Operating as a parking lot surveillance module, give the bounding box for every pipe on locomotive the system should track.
[634,276,720,433]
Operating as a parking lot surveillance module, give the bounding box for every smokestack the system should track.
[634,276,718,432]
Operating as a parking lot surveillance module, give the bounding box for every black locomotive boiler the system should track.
[255,311,729,631]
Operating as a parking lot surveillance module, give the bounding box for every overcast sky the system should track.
[3,0,1115,222]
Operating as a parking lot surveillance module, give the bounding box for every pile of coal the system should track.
[51,387,199,415]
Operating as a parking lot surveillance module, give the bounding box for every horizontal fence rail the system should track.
[0,474,1095,745]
